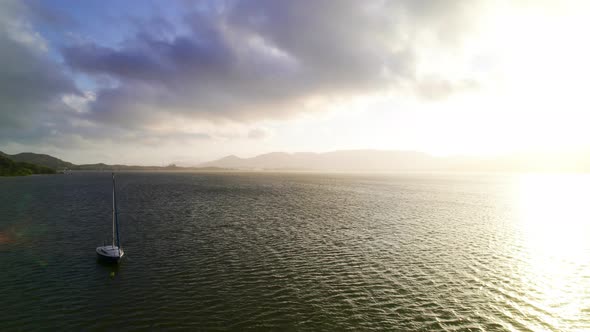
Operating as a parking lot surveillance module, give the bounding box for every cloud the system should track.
[60,0,480,128]
[0,0,487,160]
[414,78,479,101]
[0,1,79,138]
[248,128,269,139]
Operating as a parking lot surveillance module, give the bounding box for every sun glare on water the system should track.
[516,174,590,328]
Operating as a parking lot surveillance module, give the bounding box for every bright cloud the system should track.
[0,0,588,164]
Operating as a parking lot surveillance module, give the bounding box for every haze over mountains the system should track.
[198,150,441,171]
[2,149,590,173]
[198,149,590,173]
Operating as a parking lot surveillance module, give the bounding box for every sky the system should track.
[0,0,589,165]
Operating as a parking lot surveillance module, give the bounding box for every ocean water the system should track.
[0,172,589,331]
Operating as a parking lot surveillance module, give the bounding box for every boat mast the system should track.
[113,173,121,254]
[112,173,115,247]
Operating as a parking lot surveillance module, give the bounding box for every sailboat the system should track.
[96,173,124,262]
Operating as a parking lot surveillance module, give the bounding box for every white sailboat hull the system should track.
[96,245,124,262]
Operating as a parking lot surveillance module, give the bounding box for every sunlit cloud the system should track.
[0,0,588,164]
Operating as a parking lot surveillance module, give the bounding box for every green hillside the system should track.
[0,154,56,176]
[0,150,228,172]
[3,152,74,169]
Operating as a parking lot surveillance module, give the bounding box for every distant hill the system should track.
[199,150,445,171]
[0,154,56,176]
[71,163,227,171]
[0,151,74,170]
[0,150,228,172]
[199,149,590,172]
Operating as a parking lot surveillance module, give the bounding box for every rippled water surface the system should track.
[1,172,589,330]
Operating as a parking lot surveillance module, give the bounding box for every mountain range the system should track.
[2,149,590,173]
[198,149,590,172]
[198,150,443,171]
[0,151,224,173]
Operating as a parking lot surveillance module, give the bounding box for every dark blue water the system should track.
[1,172,589,330]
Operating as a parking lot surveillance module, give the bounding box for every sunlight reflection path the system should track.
[516,174,590,330]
